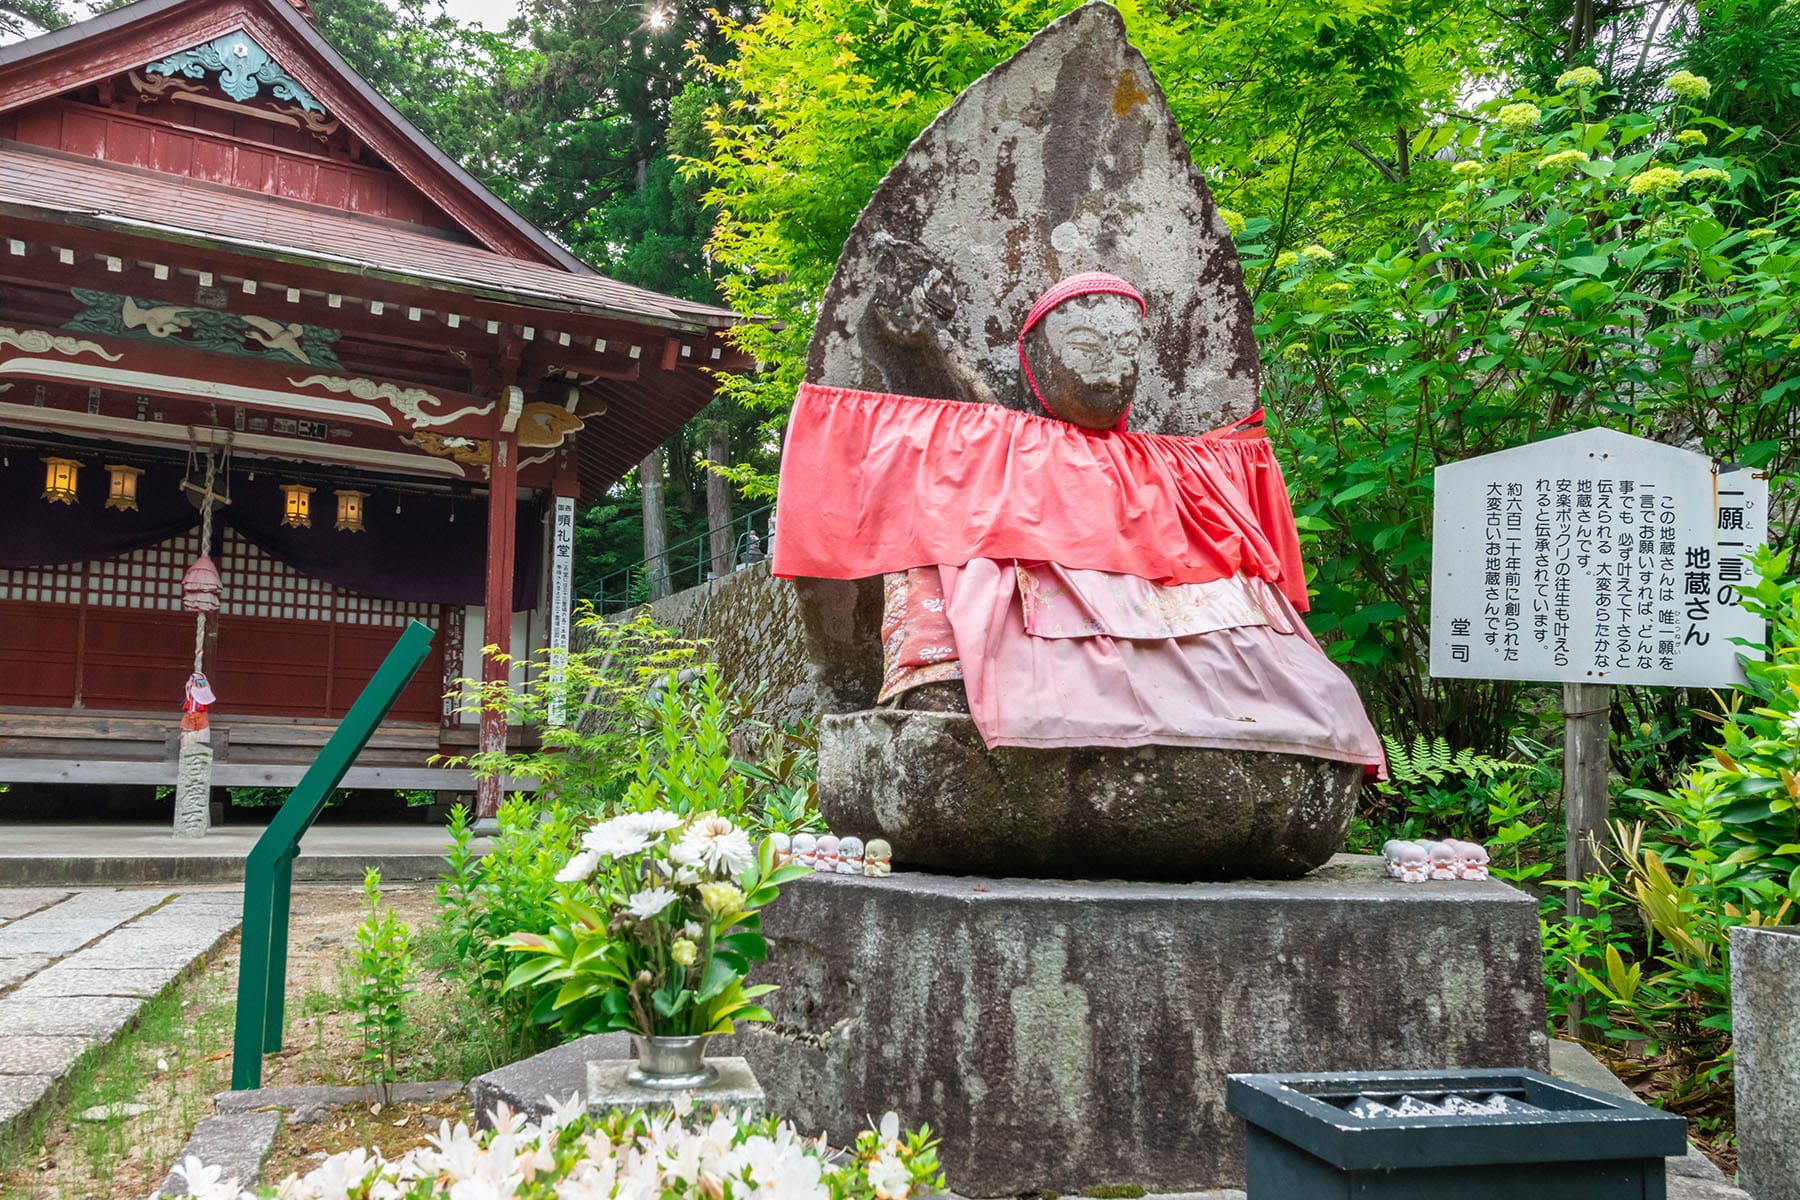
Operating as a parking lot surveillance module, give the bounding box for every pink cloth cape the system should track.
[940,559,1383,764]
[771,384,1309,608]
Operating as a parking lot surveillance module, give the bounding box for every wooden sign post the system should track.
[1431,429,1768,1038]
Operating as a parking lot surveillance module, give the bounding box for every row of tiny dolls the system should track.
[769,832,893,877]
[1381,839,1491,883]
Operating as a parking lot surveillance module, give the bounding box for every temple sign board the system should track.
[1430,427,1768,689]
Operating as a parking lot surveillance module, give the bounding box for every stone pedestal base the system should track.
[818,709,1362,879]
[740,857,1548,1197]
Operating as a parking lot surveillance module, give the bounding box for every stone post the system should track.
[1731,925,1800,1199]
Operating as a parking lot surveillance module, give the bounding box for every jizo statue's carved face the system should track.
[1022,292,1144,429]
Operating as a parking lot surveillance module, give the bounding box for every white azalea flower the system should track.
[675,815,756,876]
[555,849,601,884]
[542,1090,586,1133]
[626,887,677,920]
[170,1156,225,1198]
[867,1153,912,1200]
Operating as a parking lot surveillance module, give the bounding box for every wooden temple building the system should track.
[0,0,741,816]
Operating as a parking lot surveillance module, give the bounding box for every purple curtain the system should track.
[0,453,198,567]
[0,451,542,610]
[221,472,542,610]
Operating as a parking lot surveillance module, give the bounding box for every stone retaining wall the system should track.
[644,563,821,726]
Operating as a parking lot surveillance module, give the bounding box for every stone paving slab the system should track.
[158,1110,283,1199]
[0,886,240,1146]
[0,890,73,922]
[0,920,137,957]
[0,1073,56,1124]
[0,1035,94,1076]
[0,995,142,1039]
[0,956,52,988]
[10,966,181,1000]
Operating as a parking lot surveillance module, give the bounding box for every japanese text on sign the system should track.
[1431,428,1766,688]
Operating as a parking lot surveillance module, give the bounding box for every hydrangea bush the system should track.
[1246,70,1799,749]
[169,1102,944,1200]
[502,811,812,1039]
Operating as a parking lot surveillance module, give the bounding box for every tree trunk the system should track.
[706,425,734,578]
[640,446,672,600]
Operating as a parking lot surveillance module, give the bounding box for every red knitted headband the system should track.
[1017,272,1147,427]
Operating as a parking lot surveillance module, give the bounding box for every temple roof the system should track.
[0,143,738,332]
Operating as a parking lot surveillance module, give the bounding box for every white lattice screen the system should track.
[0,558,86,606]
[3,530,438,628]
[219,530,437,627]
[86,530,203,611]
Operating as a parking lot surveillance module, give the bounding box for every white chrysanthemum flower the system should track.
[619,810,684,838]
[556,849,601,884]
[582,816,655,860]
[626,887,678,920]
[676,815,756,876]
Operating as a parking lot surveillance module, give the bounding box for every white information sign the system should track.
[1431,428,1767,688]
[546,495,576,727]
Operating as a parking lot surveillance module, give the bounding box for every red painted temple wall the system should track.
[0,98,462,232]
[0,529,450,722]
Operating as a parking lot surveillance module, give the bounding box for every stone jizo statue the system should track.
[770,2,1382,880]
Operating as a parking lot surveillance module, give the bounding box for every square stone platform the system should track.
[736,855,1549,1197]
[586,1057,764,1115]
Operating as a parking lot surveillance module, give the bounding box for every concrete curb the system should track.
[0,854,461,886]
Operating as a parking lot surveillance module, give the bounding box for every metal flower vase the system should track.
[626,1034,718,1089]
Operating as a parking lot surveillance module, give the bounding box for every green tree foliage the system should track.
[310,0,523,174]
[1,0,69,38]
[694,0,1508,495]
[1257,84,1797,742]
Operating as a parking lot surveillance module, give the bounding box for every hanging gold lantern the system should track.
[280,483,314,528]
[104,464,144,511]
[41,456,80,504]
[334,489,367,533]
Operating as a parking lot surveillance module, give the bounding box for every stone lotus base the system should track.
[817,709,1363,879]
[738,859,1549,1197]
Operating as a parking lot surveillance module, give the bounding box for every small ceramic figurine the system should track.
[815,834,841,873]
[863,838,893,877]
[791,832,818,869]
[770,831,792,866]
[1381,839,1411,878]
[1390,842,1429,884]
[838,835,865,875]
[1423,840,1460,882]
[1450,839,1491,881]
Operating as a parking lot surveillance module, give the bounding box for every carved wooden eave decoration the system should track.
[0,321,494,435]
[807,1,1261,436]
[144,28,325,113]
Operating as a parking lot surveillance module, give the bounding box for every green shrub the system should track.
[351,868,414,1103]
[1555,547,1799,1119]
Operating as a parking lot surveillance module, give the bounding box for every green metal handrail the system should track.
[230,619,436,1090]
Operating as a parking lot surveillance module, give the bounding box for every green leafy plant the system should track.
[502,811,811,1039]
[432,800,580,1072]
[1553,546,1800,1118]
[351,868,415,1104]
